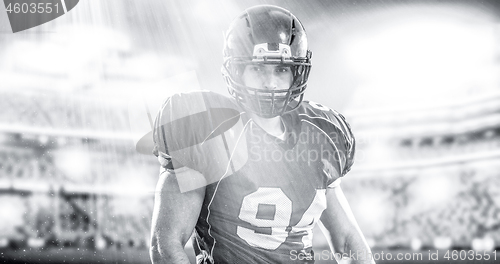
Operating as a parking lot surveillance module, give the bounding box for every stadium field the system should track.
[1,247,498,264]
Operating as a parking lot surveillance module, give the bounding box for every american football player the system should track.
[150,5,374,264]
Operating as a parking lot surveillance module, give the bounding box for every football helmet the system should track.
[222,5,312,118]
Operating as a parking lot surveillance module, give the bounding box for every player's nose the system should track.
[262,69,278,90]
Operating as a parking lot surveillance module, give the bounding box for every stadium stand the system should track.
[344,92,500,250]
[0,90,157,253]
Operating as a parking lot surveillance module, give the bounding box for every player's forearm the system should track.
[150,241,191,264]
[341,232,375,264]
[150,170,205,264]
[320,223,374,264]
[321,187,375,264]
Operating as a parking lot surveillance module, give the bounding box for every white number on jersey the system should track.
[237,187,326,250]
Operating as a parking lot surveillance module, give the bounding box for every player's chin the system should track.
[254,99,287,112]
[253,106,283,118]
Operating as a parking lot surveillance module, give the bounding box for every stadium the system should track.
[1,0,499,263]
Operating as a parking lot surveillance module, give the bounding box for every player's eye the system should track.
[248,65,262,72]
[275,67,290,73]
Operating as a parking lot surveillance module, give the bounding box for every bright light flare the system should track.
[54,147,91,180]
[350,189,392,235]
[348,21,495,79]
[408,173,458,212]
[343,6,498,110]
[110,166,156,196]
[0,196,25,236]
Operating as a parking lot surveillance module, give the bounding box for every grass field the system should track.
[1,247,499,263]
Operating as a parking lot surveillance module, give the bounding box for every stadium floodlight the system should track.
[0,238,7,248]
[410,238,422,251]
[94,234,107,250]
[38,135,49,145]
[472,237,495,252]
[27,238,45,248]
[53,147,91,181]
[433,236,452,250]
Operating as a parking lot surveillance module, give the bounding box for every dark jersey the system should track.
[153,91,355,264]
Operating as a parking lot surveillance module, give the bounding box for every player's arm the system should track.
[319,185,375,264]
[150,167,205,264]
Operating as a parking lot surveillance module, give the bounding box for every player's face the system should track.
[242,64,293,91]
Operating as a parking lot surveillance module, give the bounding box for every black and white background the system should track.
[0,0,499,263]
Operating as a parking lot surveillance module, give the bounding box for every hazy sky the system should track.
[1,0,498,112]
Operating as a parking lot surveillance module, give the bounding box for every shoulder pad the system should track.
[299,101,356,175]
[152,90,248,190]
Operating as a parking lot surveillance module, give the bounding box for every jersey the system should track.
[153,91,355,264]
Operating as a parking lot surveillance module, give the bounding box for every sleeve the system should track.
[327,177,342,189]
[325,110,355,188]
[152,97,183,171]
[332,111,356,176]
